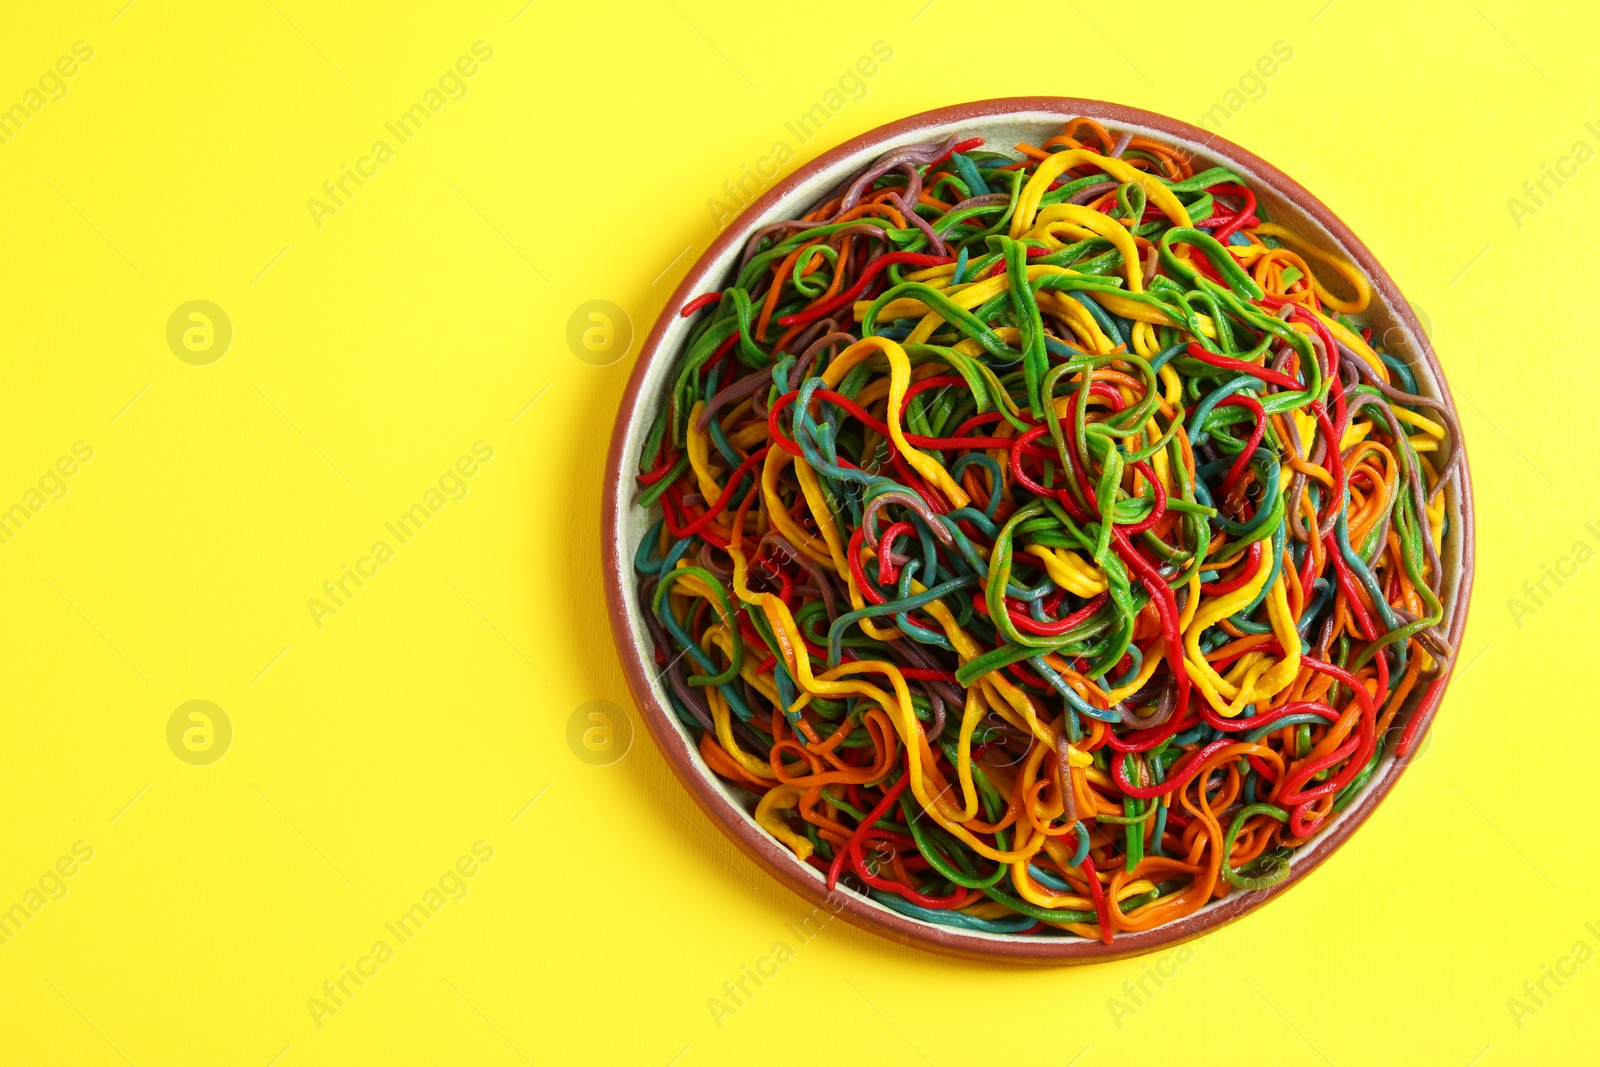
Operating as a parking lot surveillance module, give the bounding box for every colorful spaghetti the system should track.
[632,118,1461,941]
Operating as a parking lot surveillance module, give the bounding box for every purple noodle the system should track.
[757,531,840,622]
[639,578,715,732]
[859,489,954,550]
[736,134,959,267]
[698,368,773,430]
[1068,180,1117,205]
[1343,341,1465,506]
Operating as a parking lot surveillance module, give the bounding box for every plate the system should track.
[602,98,1474,962]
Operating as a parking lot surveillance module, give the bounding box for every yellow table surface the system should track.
[3,1,1596,1063]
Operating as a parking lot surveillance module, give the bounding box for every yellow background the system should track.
[2,0,1596,1063]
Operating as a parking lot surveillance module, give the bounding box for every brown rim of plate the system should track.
[601,97,1476,964]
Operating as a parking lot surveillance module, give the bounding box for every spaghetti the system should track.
[632,118,1460,942]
